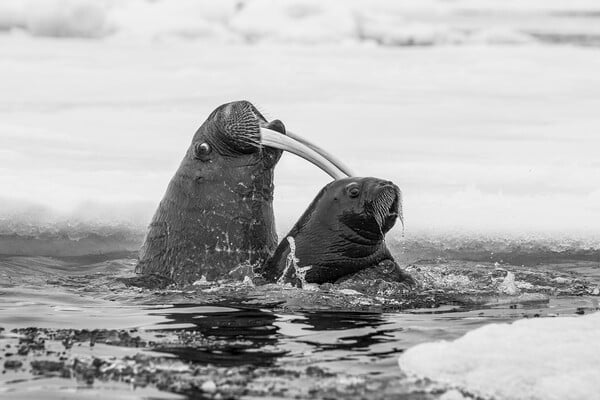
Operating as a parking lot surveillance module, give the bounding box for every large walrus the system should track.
[256,177,415,287]
[136,100,350,285]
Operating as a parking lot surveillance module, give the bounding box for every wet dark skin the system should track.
[136,101,285,284]
[134,101,412,289]
[257,177,415,286]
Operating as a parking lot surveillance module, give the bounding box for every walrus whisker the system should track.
[372,188,397,229]
[237,134,261,148]
[397,189,404,232]
[253,104,271,121]
[260,128,348,180]
[378,218,386,240]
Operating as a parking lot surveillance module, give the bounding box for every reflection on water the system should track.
[0,256,599,399]
[152,306,284,367]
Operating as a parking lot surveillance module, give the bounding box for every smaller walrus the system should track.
[256,177,415,286]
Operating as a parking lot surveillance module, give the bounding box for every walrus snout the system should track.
[210,100,350,179]
[363,179,402,232]
[207,100,264,155]
[377,181,401,213]
[384,184,403,229]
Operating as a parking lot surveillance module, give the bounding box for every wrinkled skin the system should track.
[257,177,415,286]
[136,101,286,284]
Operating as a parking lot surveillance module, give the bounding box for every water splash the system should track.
[277,236,299,285]
[276,236,312,288]
[498,271,519,295]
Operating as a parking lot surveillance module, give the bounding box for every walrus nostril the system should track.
[377,180,395,188]
[264,119,286,135]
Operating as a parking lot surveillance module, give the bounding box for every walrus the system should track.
[135,100,350,285]
[256,177,414,286]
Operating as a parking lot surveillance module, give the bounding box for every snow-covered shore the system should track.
[2,37,599,241]
[1,1,599,250]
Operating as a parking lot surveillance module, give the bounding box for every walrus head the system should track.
[136,100,349,284]
[337,178,402,241]
[258,177,402,285]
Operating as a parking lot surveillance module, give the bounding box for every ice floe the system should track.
[399,311,600,400]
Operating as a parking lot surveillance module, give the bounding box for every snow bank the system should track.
[229,0,356,44]
[1,37,599,241]
[399,312,600,400]
[109,0,239,41]
[1,0,600,44]
[0,0,112,38]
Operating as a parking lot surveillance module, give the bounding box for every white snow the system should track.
[0,0,113,38]
[0,37,599,240]
[2,0,600,44]
[229,0,357,44]
[398,311,600,400]
[0,1,599,244]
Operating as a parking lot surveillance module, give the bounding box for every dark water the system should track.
[1,245,599,399]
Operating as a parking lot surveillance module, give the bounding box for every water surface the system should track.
[1,250,598,399]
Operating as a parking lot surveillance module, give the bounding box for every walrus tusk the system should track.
[260,128,349,180]
[286,130,354,177]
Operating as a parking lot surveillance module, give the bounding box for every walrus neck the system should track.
[339,223,384,247]
[169,168,274,211]
[302,238,391,284]
[136,165,278,284]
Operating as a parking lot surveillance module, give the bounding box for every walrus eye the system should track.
[194,142,212,160]
[347,184,360,198]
